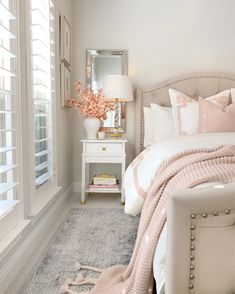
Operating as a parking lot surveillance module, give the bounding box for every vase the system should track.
[83,117,100,139]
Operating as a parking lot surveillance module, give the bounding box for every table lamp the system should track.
[103,74,133,137]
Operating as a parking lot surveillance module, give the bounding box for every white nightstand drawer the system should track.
[86,143,122,155]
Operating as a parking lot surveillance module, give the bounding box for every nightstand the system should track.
[81,139,127,205]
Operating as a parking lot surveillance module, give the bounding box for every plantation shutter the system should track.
[29,0,55,190]
[0,0,19,201]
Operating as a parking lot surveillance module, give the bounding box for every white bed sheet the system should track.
[123,133,235,293]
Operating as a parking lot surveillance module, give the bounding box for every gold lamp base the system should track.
[111,98,122,138]
[110,132,122,138]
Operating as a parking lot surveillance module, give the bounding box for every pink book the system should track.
[90,184,119,189]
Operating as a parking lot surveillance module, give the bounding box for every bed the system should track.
[124,72,235,294]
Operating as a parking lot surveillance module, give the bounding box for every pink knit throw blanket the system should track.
[61,145,235,294]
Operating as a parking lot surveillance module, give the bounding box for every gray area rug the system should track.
[20,208,139,294]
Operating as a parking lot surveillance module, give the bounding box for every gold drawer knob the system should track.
[101,146,106,151]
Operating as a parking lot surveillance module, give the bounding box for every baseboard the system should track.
[0,184,73,294]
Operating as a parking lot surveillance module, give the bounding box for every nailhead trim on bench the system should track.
[189,209,234,292]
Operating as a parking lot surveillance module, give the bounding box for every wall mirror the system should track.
[86,49,128,133]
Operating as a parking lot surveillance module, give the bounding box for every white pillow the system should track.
[143,104,175,147]
[150,103,174,144]
[143,107,152,147]
[169,89,230,136]
[231,88,235,102]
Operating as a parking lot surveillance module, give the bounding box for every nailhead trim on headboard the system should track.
[135,72,235,155]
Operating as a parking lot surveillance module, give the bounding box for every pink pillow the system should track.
[198,99,235,133]
[169,89,230,136]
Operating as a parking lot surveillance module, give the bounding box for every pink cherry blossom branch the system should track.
[65,81,114,120]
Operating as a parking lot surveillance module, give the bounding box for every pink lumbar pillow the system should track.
[198,98,235,133]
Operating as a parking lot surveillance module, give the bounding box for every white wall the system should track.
[71,0,235,188]
[55,0,73,188]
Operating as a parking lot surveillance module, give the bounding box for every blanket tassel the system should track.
[59,262,103,294]
[75,261,103,273]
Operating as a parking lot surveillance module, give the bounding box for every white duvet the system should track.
[124,133,235,293]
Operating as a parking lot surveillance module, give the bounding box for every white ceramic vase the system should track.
[83,117,100,139]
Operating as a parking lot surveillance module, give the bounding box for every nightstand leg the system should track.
[86,163,90,196]
[81,156,86,204]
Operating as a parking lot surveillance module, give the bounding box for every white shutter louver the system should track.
[29,0,55,190]
[0,0,19,201]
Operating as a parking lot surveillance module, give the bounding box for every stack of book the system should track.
[89,174,119,191]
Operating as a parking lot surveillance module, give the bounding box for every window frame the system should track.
[0,0,60,248]
[24,0,58,215]
[0,0,24,239]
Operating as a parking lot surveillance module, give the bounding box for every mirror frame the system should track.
[86,49,128,133]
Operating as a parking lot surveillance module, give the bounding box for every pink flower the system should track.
[65,80,115,120]
[65,98,75,107]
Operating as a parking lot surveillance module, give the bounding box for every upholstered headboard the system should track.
[135,72,235,155]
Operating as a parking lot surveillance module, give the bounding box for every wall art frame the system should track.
[60,15,71,66]
[60,63,71,107]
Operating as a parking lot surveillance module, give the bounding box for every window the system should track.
[0,0,58,243]
[28,0,56,193]
[0,0,22,241]
[0,0,20,202]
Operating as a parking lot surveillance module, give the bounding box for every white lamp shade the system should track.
[103,74,133,102]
